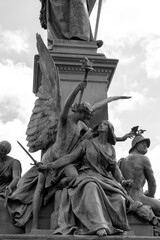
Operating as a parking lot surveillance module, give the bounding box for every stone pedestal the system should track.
[1,235,160,240]
[0,192,156,237]
[127,213,153,236]
[33,40,118,126]
[25,192,154,236]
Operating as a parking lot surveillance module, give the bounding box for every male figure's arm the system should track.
[116,132,134,142]
[112,164,133,191]
[111,163,124,183]
[7,159,21,194]
[143,155,156,197]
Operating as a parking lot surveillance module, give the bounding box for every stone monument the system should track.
[1,1,160,239]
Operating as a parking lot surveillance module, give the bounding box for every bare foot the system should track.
[97,229,107,236]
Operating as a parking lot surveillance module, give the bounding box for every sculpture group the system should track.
[0,0,160,237]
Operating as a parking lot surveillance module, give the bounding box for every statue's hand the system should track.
[79,81,87,90]
[37,164,48,172]
[122,132,135,141]
[144,190,149,196]
[121,179,134,189]
[5,186,12,195]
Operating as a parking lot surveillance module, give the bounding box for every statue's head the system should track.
[0,140,12,155]
[92,120,116,145]
[71,102,93,120]
[129,135,150,153]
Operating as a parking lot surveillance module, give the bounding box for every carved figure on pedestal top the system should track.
[39,0,95,41]
[39,0,103,48]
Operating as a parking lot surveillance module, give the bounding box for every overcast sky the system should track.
[0,0,160,196]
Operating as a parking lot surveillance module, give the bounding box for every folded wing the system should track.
[26,34,61,152]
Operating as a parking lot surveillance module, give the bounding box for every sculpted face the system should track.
[0,146,7,159]
[78,111,92,123]
[98,121,109,133]
[135,140,148,155]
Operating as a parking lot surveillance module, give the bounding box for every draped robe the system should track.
[51,139,132,235]
[40,0,96,44]
[0,156,21,196]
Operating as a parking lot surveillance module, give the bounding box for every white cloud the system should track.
[0,119,41,175]
[0,29,29,53]
[108,110,121,130]
[0,59,34,113]
[141,36,160,79]
[122,74,138,90]
[0,59,40,174]
[110,91,147,113]
[118,56,136,65]
[96,0,160,69]
[98,0,160,39]
[0,59,37,126]
[147,144,160,198]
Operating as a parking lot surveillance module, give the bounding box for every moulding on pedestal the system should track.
[32,40,118,126]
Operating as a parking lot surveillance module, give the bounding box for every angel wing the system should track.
[91,96,131,113]
[26,34,61,153]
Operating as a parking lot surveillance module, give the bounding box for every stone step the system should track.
[0,234,160,240]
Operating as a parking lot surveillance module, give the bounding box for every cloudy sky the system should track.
[0,1,160,196]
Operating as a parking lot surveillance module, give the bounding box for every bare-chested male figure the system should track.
[118,135,160,216]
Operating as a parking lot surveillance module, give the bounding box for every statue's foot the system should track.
[97,228,107,236]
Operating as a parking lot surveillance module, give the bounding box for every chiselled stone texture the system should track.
[0,234,160,240]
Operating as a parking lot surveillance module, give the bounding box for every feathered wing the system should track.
[91,96,131,113]
[26,34,61,153]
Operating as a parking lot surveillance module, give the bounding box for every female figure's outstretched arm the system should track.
[38,143,84,172]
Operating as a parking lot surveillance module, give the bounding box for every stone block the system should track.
[127,212,153,236]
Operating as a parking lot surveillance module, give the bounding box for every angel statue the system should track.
[7,34,131,230]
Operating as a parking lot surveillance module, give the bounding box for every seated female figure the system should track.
[38,120,133,236]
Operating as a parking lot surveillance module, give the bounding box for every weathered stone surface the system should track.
[0,200,24,234]
[24,193,154,236]
[127,213,153,236]
[0,234,160,240]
